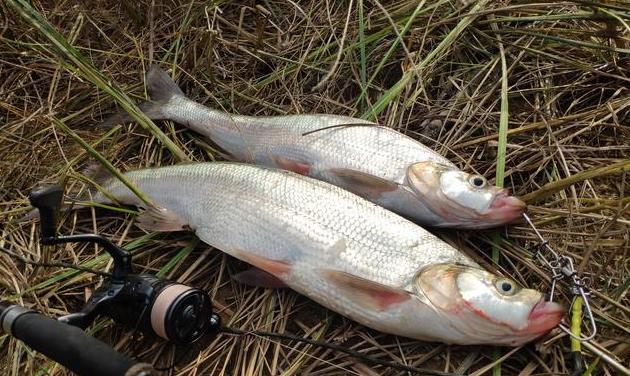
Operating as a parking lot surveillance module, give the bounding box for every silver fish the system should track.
[91,162,561,346]
[104,66,526,229]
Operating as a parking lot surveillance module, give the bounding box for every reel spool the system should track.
[101,275,215,344]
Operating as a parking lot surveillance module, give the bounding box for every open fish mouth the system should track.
[523,299,564,334]
[486,189,527,221]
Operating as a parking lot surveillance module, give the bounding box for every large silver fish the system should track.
[90,162,561,346]
[104,66,526,229]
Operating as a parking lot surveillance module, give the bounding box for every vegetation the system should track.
[1,0,628,374]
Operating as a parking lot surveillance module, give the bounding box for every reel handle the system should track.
[0,302,154,376]
[28,185,64,240]
[28,184,133,280]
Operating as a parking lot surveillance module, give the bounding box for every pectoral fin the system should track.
[271,156,311,175]
[233,268,287,288]
[321,269,410,311]
[136,205,189,232]
[328,168,398,199]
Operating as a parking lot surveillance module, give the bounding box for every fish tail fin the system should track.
[80,162,116,191]
[101,65,186,128]
[60,162,117,206]
[146,64,186,101]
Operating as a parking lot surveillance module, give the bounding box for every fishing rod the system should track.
[26,185,221,344]
[0,302,154,376]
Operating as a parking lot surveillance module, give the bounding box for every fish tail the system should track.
[101,67,251,161]
[80,161,116,192]
[59,162,117,206]
[145,64,186,101]
[101,65,186,128]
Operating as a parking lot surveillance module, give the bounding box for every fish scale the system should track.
[164,95,452,182]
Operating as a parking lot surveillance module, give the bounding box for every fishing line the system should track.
[301,122,378,136]
[220,326,461,376]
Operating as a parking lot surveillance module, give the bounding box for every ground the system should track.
[1,1,629,375]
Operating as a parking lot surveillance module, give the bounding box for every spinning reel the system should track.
[1,185,221,376]
[28,184,221,344]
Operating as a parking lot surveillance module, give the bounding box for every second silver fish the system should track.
[104,66,526,229]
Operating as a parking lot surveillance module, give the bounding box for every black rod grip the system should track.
[10,311,152,376]
[28,185,64,240]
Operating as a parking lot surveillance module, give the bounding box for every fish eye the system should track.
[469,175,487,188]
[494,278,519,296]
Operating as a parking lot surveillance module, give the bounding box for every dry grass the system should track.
[1,0,629,375]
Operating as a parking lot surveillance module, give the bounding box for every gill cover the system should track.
[405,162,526,228]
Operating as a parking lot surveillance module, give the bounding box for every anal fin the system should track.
[136,205,189,232]
[328,168,398,199]
[231,250,292,280]
[320,269,410,311]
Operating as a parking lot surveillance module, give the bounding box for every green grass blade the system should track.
[156,238,199,278]
[596,7,630,34]
[477,12,597,24]
[7,0,190,162]
[582,357,600,376]
[251,2,448,94]
[491,19,510,376]
[355,0,432,109]
[18,256,108,295]
[495,35,509,189]
[8,233,157,299]
[362,0,491,120]
[51,116,152,206]
[521,159,630,203]
[492,347,501,376]
[357,0,367,110]
[495,29,630,54]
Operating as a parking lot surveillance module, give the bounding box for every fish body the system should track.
[104,66,526,229]
[92,162,561,345]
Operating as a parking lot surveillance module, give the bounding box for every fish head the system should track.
[405,162,526,228]
[414,264,563,346]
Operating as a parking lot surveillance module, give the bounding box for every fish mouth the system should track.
[486,189,527,221]
[524,299,564,334]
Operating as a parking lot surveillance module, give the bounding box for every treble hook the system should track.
[522,213,597,342]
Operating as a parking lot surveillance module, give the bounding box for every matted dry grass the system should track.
[1,1,629,375]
